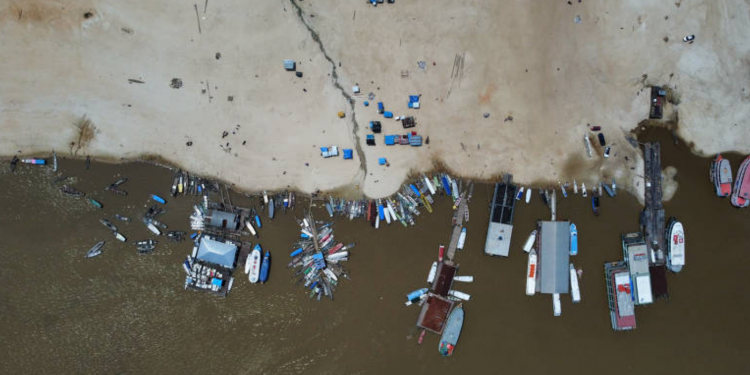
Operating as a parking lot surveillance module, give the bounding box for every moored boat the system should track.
[526,249,537,296]
[730,155,750,207]
[268,198,275,219]
[456,228,467,250]
[570,223,578,256]
[438,303,464,356]
[114,232,127,242]
[525,187,531,203]
[248,245,262,283]
[259,250,271,283]
[666,218,685,273]
[147,222,161,235]
[427,261,437,283]
[438,245,445,261]
[591,193,600,216]
[570,263,581,303]
[86,240,105,258]
[516,187,524,200]
[710,154,733,197]
[523,230,536,253]
[89,199,103,209]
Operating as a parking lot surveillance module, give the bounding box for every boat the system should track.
[438,245,445,261]
[602,182,615,197]
[114,232,127,242]
[570,264,581,303]
[254,214,262,229]
[21,158,46,165]
[451,179,459,201]
[559,182,568,198]
[522,230,536,253]
[100,219,117,232]
[86,240,105,258]
[525,188,531,203]
[114,214,130,222]
[424,176,436,195]
[248,245,262,283]
[448,290,471,301]
[259,250,271,283]
[666,218,685,273]
[406,288,428,303]
[526,249,537,296]
[581,182,587,197]
[456,228,467,250]
[442,176,452,197]
[731,155,750,207]
[598,182,603,196]
[573,180,578,194]
[52,151,58,172]
[136,239,157,253]
[171,172,179,196]
[553,293,562,316]
[325,202,334,217]
[60,186,84,198]
[570,223,578,256]
[438,303,464,356]
[516,187,524,200]
[89,199,103,208]
[166,231,186,241]
[418,329,427,345]
[454,276,474,283]
[427,262,437,283]
[9,156,19,172]
[245,220,257,237]
[583,135,592,158]
[147,222,161,235]
[591,193,600,216]
[268,198,275,219]
[151,194,166,204]
[85,155,91,169]
[710,154,733,197]
[263,191,269,204]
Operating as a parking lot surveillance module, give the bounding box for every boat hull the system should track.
[248,247,262,283]
[730,156,750,207]
[666,219,685,273]
[438,304,464,356]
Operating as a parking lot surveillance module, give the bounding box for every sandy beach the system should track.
[1,0,749,198]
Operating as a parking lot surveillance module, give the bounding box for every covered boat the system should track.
[86,240,105,258]
[570,223,578,256]
[666,218,685,273]
[438,303,464,356]
[710,154,733,197]
[248,245,262,283]
[522,230,536,253]
[731,155,750,207]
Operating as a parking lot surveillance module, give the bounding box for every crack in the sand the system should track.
[288,0,367,188]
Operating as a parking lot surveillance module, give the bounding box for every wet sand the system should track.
[0,130,748,374]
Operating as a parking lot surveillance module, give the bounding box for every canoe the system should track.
[259,250,271,283]
[448,290,471,301]
[326,202,334,217]
[451,180,459,201]
[427,262,437,283]
[591,194,600,216]
[151,194,166,204]
[89,199,103,209]
[248,245,262,283]
[553,293,562,316]
[438,303,464,356]
[147,223,161,235]
[570,223,578,256]
[115,214,130,222]
[570,263,581,303]
[52,151,58,172]
[523,230,537,253]
[438,245,445,262]
[254,214,262,229]
[424,176,436,195]
[453,276,474,283]
[515,186,524,200]
[100,219,117,232]
[581,182,588,197]
[442,176,452,196]
[602,182,615,198]
[525,188,531,203]
[86,240,105,258]
[114,232,126,242]
[526,249,537,296]
[406,288,428,302]
[457,228,467,250]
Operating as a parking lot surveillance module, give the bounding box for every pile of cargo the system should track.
[287,212,354,301]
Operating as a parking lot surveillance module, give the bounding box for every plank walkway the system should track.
[446,197,468,261]
[641,142,666,265]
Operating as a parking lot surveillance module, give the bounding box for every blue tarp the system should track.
[409,95,420,103]
[343,149,353,159]
[383,111,393,118]
[377,102,384,113]
[196,237,238,269]
[379,158,387,165]
[384,135,396,145]
[211,278,223,287]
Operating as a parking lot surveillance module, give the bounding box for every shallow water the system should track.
[0,130,748,374]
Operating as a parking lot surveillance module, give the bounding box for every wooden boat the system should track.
[451,179,459,201]
[89,199,103,209]
[438,245,445,261]
[515,186,524,200]
[602,182,615,198]
[438,303,464,356]
[100,219,117,232]
[259,250,271,283]
[570,223,578,256]
[570,263,581,303]
[114,214,130,222]
[523,230,537,253]
[666,218,685,273]
[245,220,257,237]
[52,151,58,172]
[86,240,105,258]
[710,154,733,197]
[731,155,750,207]
[60,186,84,198]
[525,188,531,203]
[526,249,537,296]
[136,239,157,252]
[248,245,262,283]
[457,228,467,250]
[171,172,179,196]
[581,182,587,197]
[583,135,593,157]
[325,202,334,217]
[427,261,437,283]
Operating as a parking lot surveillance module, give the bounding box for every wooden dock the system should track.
[446,197,468,261]
[641,142,666,265]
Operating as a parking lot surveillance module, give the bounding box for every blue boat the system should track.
[254,214,262,229]
[570,223,578,256]
[442,176,452,196]
[406,288,428,302]
[326,202,334,217]
[602,182,615,198]
[592,194,601,216]
[259,251,271,283]
[378,204,385,220]
[410,184,421,197]
[290,248,303,257]
[151,194,166,204]
[439,303,464,356]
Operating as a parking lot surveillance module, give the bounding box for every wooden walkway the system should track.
[641,142,666,265]
[446,197,468,261]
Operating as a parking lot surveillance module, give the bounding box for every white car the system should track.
[683,35,695,42]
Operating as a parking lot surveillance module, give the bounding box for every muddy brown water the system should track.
[1,131,748,374]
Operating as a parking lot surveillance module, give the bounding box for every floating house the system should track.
[622,233,653,305]
[484,175,517,257]
[206,209,241,231]
[184,235,239,296]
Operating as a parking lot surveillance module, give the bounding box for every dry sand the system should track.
[1,0,749,199]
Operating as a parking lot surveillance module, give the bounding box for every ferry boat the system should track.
[438,303,464,356]
[666,218,685,273]
[570,223,578,255]
[730,155,750,207]
[526,249,537,296]
[710,154,733,197]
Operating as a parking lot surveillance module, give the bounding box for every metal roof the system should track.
[196,237,238,269]
[207,210,239,230]
[539,221,570,294]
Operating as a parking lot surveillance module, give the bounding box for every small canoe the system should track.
[254,214,262,229]
[438,303,464,356]
[114,214,131,222]
[457,228,467,250]
[570,264,581,303]
[268,198,275,219]
[248,245,262,283]
[424,176,436,195]
[89,199,103,209]
[100,219,117,232]
[525,188,531,203]
[454,275,474,283]
[86,240,105,258]
[526,249,537,296]
[570,223,578,256]
[259,250,271,283]
[438,245,445,262]
[523,230,537,253]
[427,261,437,283]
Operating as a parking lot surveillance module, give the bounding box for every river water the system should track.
[1,130,748,374]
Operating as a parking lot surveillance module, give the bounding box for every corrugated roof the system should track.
[416,295,454,334]
[196,237,238,269]
[431,262,456,296]
[539,221,570,294]
[207,210,239,230]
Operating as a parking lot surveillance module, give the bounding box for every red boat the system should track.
[710,154,732,197]
[731,155,750,207]
[438,245,445,262]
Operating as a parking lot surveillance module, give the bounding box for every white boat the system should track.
[526,249,537,296]
[114,232,126,242]
[454,275,474,283]
[147,223,161,235]
[427,261,437,283]
[424,176,436,195]
[457,228,467,250]
[248,245,262,283]
[573,180,578,194]
[263,191,269,204]
[245,220,257,237]
[52,151,58,172]
[570,264,581,303]
[451,179,459,201]
[666,219,685,273]
[448,290,471,301]
[581,182,588,197]
[553,293,562,316]
[387,201,397,222]
[523,230,537,253]
[375,213,380,229]
[525,188,531,203]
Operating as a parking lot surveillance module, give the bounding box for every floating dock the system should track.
[604,261,637,331]
[622,233,653,305]
[641,142,666,265]
[484,175,517,257]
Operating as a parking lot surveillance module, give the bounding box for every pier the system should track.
[446,198,468,261]
[641,142,666,264]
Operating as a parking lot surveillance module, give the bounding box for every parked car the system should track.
[683,35,695,42]
[598,133,606,146]
[604,146,611,158]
